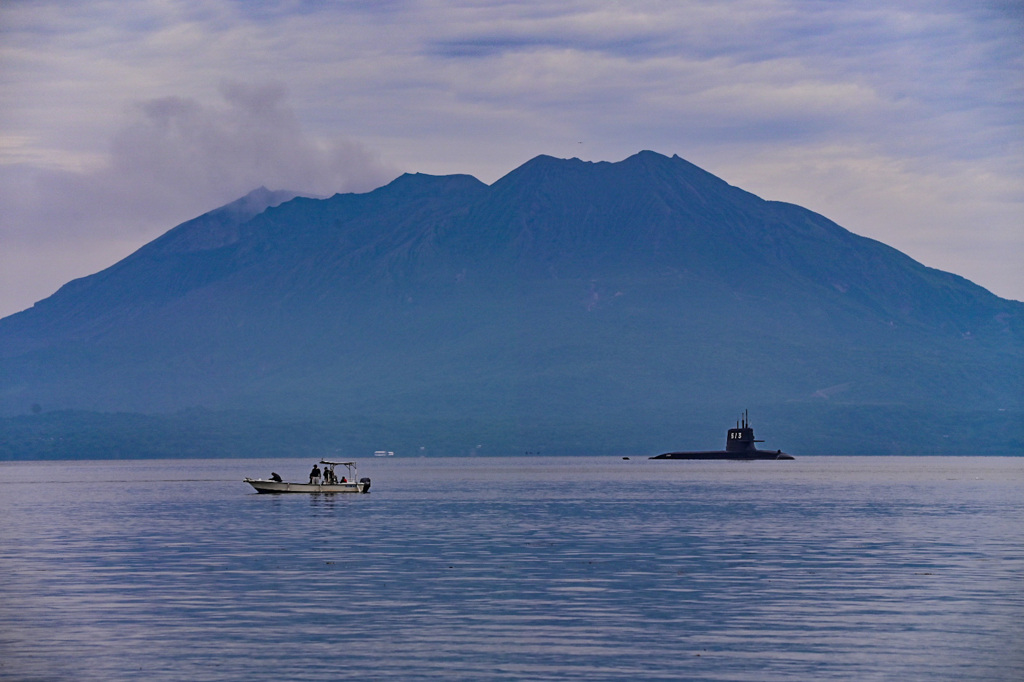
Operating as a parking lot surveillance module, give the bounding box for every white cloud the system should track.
[2,81,397,234]
[0,82,397,315]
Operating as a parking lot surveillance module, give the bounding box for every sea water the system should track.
[0,456,1021,681]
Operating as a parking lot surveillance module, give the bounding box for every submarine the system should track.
[650,411,794,460]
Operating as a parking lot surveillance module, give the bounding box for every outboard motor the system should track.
[360,477,371,493]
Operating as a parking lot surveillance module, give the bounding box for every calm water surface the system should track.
[1,456,1021,681]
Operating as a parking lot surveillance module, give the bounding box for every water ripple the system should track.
[1,456,1021,681]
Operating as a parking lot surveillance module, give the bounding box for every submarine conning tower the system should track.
[725,410,765,452]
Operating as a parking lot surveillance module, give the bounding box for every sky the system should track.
[1,0,1022,318]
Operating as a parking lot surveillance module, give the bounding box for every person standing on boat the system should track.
[309,464,321,485]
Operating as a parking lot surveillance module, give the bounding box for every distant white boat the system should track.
[244,460,370,494]
[374,450,395,457]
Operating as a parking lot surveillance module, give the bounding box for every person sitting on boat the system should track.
[270,472,282,482]
[340,476,347,483]
[309,464,321,485]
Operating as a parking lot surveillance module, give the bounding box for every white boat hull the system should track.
[244,478,370,494]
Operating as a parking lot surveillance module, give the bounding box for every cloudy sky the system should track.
[1,0,1022,317]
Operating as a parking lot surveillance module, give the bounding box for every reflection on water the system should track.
[1,456,1022,681]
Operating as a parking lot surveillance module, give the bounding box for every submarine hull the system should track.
[653,412,793,460]
[651,450,794,460]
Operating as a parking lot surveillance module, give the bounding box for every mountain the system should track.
[1,151,1021,458]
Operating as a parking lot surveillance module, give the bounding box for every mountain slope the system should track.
[1,152,1021,456]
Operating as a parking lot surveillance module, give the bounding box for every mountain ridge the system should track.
[1,151,1020,457]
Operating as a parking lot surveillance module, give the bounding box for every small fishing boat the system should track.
[244,460,371,493]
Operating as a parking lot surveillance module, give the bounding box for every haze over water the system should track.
[1,456,1021,681]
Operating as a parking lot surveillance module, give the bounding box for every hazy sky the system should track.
[1,0,1022,317]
